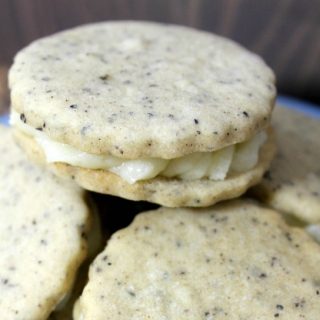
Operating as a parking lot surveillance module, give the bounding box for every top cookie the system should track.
[9,21,275,159]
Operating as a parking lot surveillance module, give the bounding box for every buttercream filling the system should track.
[10,111,267,184]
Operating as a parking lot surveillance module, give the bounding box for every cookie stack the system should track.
[2,21,320,319]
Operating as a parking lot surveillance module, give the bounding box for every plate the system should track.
[0,113,8,125]
[1,95,319,126]
[277,95,320,119]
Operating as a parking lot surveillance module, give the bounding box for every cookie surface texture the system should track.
[9,21,275,158]
[252,106,320,223]
[75,200,320,319]
[0,126,90,320]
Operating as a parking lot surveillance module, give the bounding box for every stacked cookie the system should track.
[3,21,320,319]
[9,21,276,207]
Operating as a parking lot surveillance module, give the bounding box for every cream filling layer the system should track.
[10,111,267,184]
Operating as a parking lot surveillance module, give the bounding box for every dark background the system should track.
[1,0,320,114]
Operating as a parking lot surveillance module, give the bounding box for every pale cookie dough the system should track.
[0,125,90,320]
[252,106,320,223]
[75,200,320,319]
[9,21,275,204]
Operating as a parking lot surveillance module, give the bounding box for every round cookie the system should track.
[0,125,90,320]
[251,106,320,223]
[9,21,276,206]
[75,200,320,319]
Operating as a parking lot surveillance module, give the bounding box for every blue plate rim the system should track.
[277,95,320,119]
[0,114,8,125]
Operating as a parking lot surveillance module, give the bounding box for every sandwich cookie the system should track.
[74,200,320,319]
[252,106,320,223]
[9,21,276,207]
[0,125,91,320]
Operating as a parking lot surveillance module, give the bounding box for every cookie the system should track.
[0,125,91,319]
[75,200,320,319]
[251,106,320,223]
[9,21,276,206]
